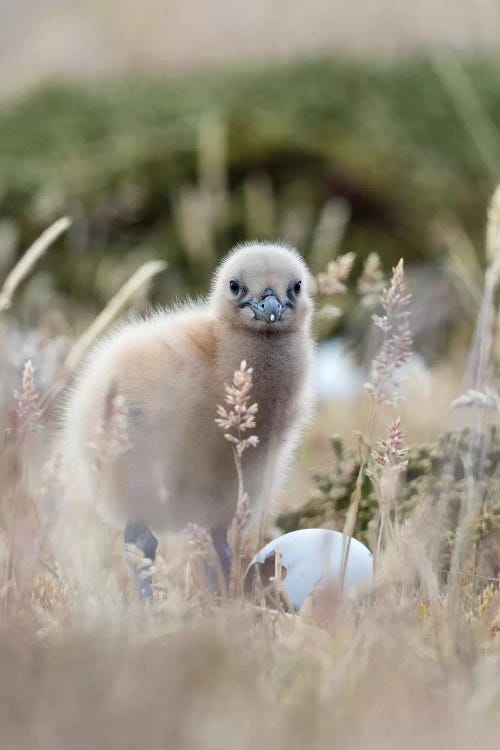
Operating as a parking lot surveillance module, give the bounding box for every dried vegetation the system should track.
[1,177,500,750]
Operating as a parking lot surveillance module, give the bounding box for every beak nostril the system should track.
[243,291,283,323]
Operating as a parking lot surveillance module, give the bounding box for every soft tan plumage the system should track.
[62,242,315,596]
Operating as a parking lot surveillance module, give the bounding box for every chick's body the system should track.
[63,243,315,546]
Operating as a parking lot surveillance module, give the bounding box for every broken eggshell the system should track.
[244,528,373,610]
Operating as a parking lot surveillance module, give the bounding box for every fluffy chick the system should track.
[62,242,315,596]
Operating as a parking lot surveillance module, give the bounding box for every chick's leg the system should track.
[210,525,232,590]
[124,521,158,601]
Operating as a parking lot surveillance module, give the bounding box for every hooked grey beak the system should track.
[240,292,284,323]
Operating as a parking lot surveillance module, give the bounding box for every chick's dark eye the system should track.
[229,279,240,295]
[293,280,302,295]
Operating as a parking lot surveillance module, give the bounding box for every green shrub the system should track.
[1,56,499,305]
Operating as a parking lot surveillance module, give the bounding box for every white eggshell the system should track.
[245,528,373,610]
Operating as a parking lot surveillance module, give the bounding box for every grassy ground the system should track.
[2,55,500,749]
[1,189,500,748]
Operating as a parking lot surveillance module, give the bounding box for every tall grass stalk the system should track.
[340,258,412,586]
[216,360,258,596]
[446,185,500,611]
[0,217,71,312]
[63,259,167,373]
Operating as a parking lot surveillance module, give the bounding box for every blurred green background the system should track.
[1,1,499,334]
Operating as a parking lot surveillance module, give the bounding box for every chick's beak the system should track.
[241,291,284,323]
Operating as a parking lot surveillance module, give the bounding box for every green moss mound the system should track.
[277,426,500,579]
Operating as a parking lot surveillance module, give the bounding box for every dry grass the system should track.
[1,202,500,749]
[0,217,71,312]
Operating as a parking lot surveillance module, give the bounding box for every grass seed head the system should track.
[316,251,356,296]
[215,360,259,455]
[365,258,413,405]
[14,359,41,437]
